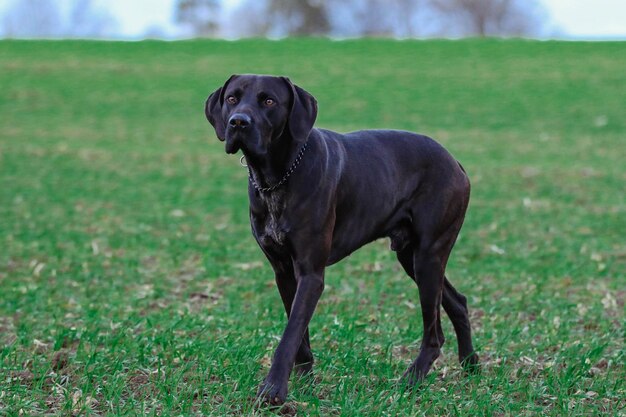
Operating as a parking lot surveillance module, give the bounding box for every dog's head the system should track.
[205,74,317,155]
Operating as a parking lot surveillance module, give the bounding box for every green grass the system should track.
[0,38,624,416]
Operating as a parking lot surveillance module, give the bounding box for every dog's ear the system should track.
[205,75,237,141]
[281,77,318,142]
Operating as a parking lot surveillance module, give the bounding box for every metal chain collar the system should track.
[242,140,309,193]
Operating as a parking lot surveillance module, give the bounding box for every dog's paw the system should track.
[399,365,428,389]
[256,379,288,406]
[460,353,480,375]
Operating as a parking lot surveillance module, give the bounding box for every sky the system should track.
[545,0,626,38]
[1,0,625,39]
[110,0,626,39]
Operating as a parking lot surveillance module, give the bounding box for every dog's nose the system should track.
[228,113,252,129]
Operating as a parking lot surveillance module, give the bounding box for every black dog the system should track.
[205,74,478,404]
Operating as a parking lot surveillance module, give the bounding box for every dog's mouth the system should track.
[225,129,268,156]
[224,136,240,154]
[224,128,247,154]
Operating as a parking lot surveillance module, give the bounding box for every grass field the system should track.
[0,39,624,416]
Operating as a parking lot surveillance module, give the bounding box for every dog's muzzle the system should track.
[225,113,252,154]
[225,135,240,154]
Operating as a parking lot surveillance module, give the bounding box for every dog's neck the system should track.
[243,136,304,192]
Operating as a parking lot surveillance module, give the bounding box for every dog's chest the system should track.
[254,192,289,246]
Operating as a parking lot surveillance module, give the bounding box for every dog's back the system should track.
[315,128,469,264]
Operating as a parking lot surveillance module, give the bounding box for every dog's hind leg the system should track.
[399,243,446,386]
[397,245,445,350]
[396,193,472,385]
[398,231,478,372]
[442,277,479,371]
[400,247,478,374]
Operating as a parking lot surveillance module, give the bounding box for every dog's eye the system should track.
[263,98,276,107]
[226,96,238,105]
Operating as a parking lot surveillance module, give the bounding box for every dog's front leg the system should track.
[262,250,315,374]
[274,273,315,375]
[257,266,325,405]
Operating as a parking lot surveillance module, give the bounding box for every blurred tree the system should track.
[266,0,330,36]
[230,0,424,38]
[339,0,423,37]
[224,0,271,38]
[174,0,221,37]
[352,0,396,36]
[2,0,63,38]
[68,0,116,38]
[228,0,329,37]
[395,0,423,37]
[217,0,548,39]
[1,0,115,38]
[429,0,546,36]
